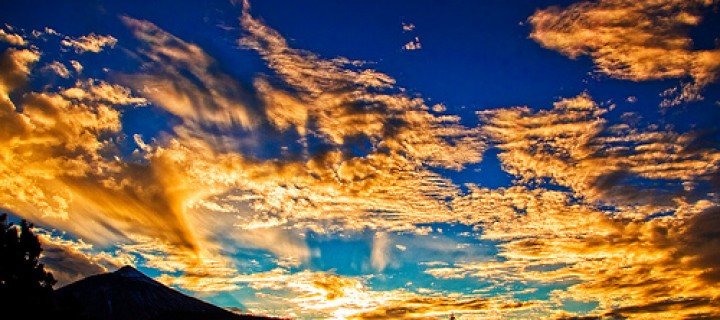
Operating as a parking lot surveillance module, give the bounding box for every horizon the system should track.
[2,0,720,319]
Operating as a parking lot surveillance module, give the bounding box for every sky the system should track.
[1,0,720,319]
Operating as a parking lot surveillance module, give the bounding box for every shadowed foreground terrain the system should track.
[54,266,276,320]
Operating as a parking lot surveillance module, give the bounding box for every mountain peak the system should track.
[115,265,147,278]
[55,265,272,320]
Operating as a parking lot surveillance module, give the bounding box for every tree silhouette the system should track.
[0,213,56,315]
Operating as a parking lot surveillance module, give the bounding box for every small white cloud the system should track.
[402,37,422,50]
[402,22,415,32]
[660,82,703,107]
[44,27,60,36]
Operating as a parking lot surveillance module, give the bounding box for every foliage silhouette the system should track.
[0,213,56,316]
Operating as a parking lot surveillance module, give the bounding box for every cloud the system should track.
[61,79,147,106]
[349,297,532,320]
[439,91,720,317]
[61,33,118,53]
[529,0,720,106]
[442,181,720,318]
[69,60,83,73]
[0,27,27,46]
[97,2,485,239]
[444,180,718,318]
[402,22,416,32]
[0,44,213,254]
[121,234,247,292]
[371,232,390,272]
[121,16,259,132]
[38,232,134,287]
[5,7,717,319]
[232,226,311,266]
[479,94,720,214]
[402,37,422,51]
[676,206,720,283]
[43,61,71,78]
[163,267,530,319]
[240,3,483,161]
[0,48,39,93]
[241,4,481,169]
[601,297,720,319]
[239,3,396,95]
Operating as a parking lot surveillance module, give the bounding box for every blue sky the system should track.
[2,0,720,318]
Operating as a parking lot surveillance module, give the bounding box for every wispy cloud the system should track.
[529,0,720,106]
[158,267,530,319]
[479,94,720,212]
[43,61,71,78]
[0,42,205,255]
[402,22,416,32]
[1,7,486,301]
[61,33,118,53]
[121,16,258,131]
[424,93,720,318]
[61,79,148,105]
[3,2,720,317]
[446,184,720,318]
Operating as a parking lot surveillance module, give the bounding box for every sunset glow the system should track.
[2,0,720,318]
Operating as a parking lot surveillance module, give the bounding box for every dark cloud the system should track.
[40,239,108,287]
[349,297,487,319]
[605,297,719,318]
[676,206,720,283]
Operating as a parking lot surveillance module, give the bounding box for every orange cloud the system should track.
[0,45,209,253]
[447,184,720,317]
[529,0,720,106]
[62,79,148,106]
[480,94,720,215]
[61,33,117,53]
[121,16,258,132]
[0,28,26,46]
[4,6,718,318]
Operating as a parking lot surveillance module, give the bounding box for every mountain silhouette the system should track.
[54,265,275,320]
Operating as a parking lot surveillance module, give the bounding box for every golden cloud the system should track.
[480,94,720,216]
[444,182,720,318]
[1,10,488,298]
[62,79,148,106]
[0,44,210,253]
[61,33,118,53]
[529,0,720,106]
[43,61,71,78]
[3,4,719,318]
[0,27,27,46]
[444,187,720,319]
[161,267,530,319]
[121,16,259,132]
[436,91,720,317]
